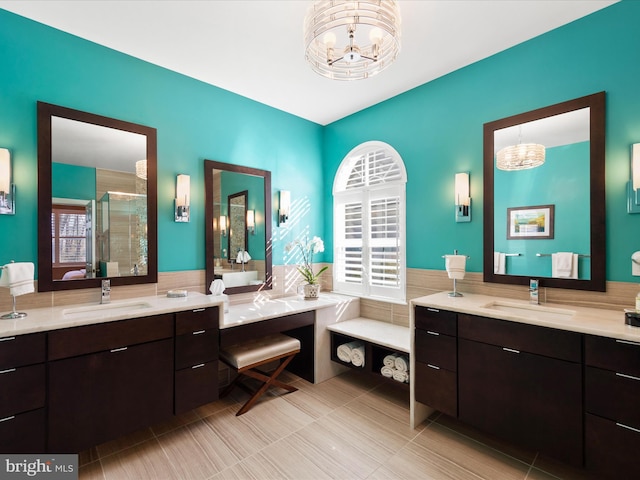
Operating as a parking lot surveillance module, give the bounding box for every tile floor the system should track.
[78,370,594,480]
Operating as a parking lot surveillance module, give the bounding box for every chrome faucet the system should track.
[529,278,539,305]
[101,279,111,304]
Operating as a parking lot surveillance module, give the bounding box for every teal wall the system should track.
[494,142,590,279]
[0,9,324,277]
[322,0,640,283]
[51,163,96,201]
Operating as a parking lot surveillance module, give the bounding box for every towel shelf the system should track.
[536,253,590,258]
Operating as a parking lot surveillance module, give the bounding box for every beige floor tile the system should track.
[156,425,225,479]
[78,461,105,480]
[351,388,412,426]
[343,396,419,441]
[531,455,596,480]
[255,439,343,480]
[151,409,201,436]
[78,447,100,467]
[100,439,178,480]
[95,427,155,458]
[210,453,284,480]
[280,383,338,419]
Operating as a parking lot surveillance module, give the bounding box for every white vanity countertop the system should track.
[0,292,223,337]
[413,291,640,342]
[221,293,358,329]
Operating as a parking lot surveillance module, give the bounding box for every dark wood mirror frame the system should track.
[204,160,272,295]
[483,92,606,291]
[37,101,158,292]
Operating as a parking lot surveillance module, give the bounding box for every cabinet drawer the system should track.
[415,361,457,417]
[415,329,456,371]
[585,335,640,377]
[0,333,46,369]
[586,366,640,426]
[586,413,640,479]
[0,408,46,454]
[175,329,219,370]
[49,313,174,360]
[0,363,46,418]
[176,307,218,336]
[175,361,218,414]
[415,306,456,336]
[458,313,581,362]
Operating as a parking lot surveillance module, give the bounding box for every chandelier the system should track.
[496,143,546,171]
[304,0,401,81]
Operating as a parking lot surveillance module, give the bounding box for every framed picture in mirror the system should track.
[507,205,554,240]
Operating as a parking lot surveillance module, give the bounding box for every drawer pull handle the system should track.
[616,422,640,434]
[0,368,16,375]
[502,347,520,354]
[0,415,15,423]
[616,372,640,382]
[191,363,205,369]
[427,364,440,370]
[0,336,15,342]
[426,308,440,313]
[192,330,206,335]
[110,347,128,353]
[616,339,640,347]
[426,331,440,336]
[192,308,206,313]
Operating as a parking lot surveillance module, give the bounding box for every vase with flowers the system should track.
[285,236,328,299]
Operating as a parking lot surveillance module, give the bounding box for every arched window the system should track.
[333,141,407,302]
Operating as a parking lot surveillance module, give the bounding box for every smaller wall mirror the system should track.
[204,160,272,294]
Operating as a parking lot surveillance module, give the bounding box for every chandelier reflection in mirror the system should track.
[496,126,545,171]
[304,0,401,81]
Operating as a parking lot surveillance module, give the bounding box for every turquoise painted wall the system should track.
[322,0,640,283]
[0,9,324,277]
[51,163,96,200]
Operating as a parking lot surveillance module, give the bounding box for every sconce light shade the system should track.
[175,174,190,222]
[135,159,147,180]
[220,215,227,236]
[0,148,15,215]
[247,209,255,235]
[454,172,471,223]
[628,144,640,214]
[279,190,291,226]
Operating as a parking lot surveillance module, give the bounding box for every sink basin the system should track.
[481,301,575,322]
[63,301,153,318]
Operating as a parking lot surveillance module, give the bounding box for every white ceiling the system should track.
[0,0,617,125]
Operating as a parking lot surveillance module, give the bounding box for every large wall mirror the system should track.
[37,102,158,291]
[483,92,605,291]
[204,160,272,294]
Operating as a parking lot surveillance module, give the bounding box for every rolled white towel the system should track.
[392,370,409,383]
[394,355,409,372]
[337,341,360,363]
[380,365,394,378]
[383,354,398,367]
[350,342,365,367]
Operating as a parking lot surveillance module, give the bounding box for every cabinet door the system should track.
[458,338,583,466]
[49,338,174,453]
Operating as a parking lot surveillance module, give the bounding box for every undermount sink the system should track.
[481,300,576,322]
[63,301,153,318]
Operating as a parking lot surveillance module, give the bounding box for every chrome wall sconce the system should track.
[175,174,190,222]
[0,148,15,215]
[628,144,640,214]
[278,190,290,226]
[246,209,255,235]
[219,215,227,236]
[455,172,471,222]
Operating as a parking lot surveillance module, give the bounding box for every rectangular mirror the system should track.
[38,102,157,291]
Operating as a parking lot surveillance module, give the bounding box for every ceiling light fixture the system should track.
[496,127,545,171]
[304,0,401,81]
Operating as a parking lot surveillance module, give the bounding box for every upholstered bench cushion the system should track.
[220,333,301,369]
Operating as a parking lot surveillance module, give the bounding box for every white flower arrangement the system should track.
[285,236,328,285]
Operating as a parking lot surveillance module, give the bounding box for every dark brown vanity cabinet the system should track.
[48,314,175,453]
[585,335,640,478]
[457,314,583,466]
[174,307,219,414]
[0,332,47,453]
[414,306,458,417]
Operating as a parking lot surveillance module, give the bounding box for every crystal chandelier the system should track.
[304,0,401,81]
[496,143,546,171]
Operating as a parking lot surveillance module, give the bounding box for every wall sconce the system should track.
[175,174,190,222]
[246,209,255,235]
[220,215,227,236]
[454,172,471,223]
[279,190,290,226]
[628,144,640,214]
[0,148,15,215]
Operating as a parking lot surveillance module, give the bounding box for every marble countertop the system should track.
[327,317,410,353]
[412,291,640,342]
[0,292,223,338]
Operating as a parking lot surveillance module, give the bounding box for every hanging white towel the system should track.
[350,343,365,367]
[552,253,578,279]
[0,262,35,296]
[383,354,398,367]
[445,255,466,280]
[236,250,251,263]
[494,252,506,274]
[394,355,409,372]
[380,366,394,378]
